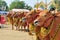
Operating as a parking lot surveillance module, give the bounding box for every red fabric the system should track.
[1,16,6,24]
[0,15,1,23]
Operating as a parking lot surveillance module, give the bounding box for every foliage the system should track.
[40,5,44,9]
[24,5,32,10]
[10,1,25,9]
[10,1,32,10]
[54,0,60,11]
[34,2,45,10]
[0,0,8,11]
[49,4,55,9]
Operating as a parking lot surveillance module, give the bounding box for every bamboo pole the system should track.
[36,0,39,10]
[45,0,47,10]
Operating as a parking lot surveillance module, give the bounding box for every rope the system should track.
[42,17,54,39]
[51,24,60,40]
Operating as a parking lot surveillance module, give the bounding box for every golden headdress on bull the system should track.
[30,9,36,13]
[30,9,43,14]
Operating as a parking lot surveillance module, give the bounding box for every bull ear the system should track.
[44,17,53,28]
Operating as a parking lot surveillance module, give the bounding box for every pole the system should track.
[45,0,47,10]
[36,0,38,9]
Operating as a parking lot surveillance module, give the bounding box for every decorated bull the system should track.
[33,8,60,40]
[21,9,43,35]
[12,9,30,31]
[14,12,28,31]
[7,11,15,30]
[13,12,20,30]
[20,12,29,31]
[7,9,29,31]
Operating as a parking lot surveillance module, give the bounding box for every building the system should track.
[0,6,6,11]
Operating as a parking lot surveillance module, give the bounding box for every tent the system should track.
[12,9,30,12]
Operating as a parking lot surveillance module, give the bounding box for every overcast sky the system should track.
[4,0,51,7]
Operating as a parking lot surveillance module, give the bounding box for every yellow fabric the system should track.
[14,18,20,26]
[7,17,11,23]
[29,23,35,31]
[44,10,49,13]
[40,27,48,38]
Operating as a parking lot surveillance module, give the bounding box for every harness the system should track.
[40,14,60,40]
[39,16,54,39]
[51,24,60,40]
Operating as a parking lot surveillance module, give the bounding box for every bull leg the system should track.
[26,23,29,32]
[12,24,14,30]
[12,18,14,30]
[20,26,22,31]
[17,27,20,31]
[28,24,33,35]
[0,26,1,28]
[28,29,33,36]
[36,33,41,40]
[27,24,29,32]
[28,28,33,35]
[14,23,17,30]
[17,25,20,31]
[20,26,23,31]
[24,26,26,31]
[29,31,33,35]
[27,23,33,35]
[28,29,33,35]
[36,36,40,40]
[16,26,18,30]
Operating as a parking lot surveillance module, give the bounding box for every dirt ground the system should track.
[0,24,36,40]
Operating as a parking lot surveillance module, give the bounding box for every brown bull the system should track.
[21,10,43,34]
[7,11,14,30]
[49,12,60,40]
[21,17,27,31]
[13,12,20,30]
[7,11,29,30]
[17,12,28,31]
[13,12,26,31]
[34,10,60,40]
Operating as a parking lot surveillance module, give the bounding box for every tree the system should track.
[54,0,60,10]
[10,1,25,10]
[40,5,45,9]
[49,4,55,9]
[10,1,32,10]
[24,5,32,10]
[0,0,8,11]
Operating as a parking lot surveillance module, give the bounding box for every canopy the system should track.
[12,9,30,12]
[0,11,8,14]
